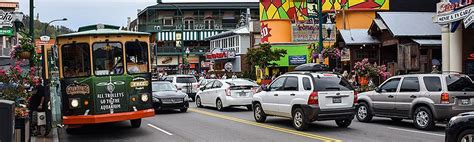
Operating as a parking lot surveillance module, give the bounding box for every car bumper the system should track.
[301,105,356,121]
[63,109,155,125]
[154,101,189,110]
[434,104,474,121]
[224,96,253,107]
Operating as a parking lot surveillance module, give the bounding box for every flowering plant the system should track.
[353,58,391,80]
[322,47,342,59]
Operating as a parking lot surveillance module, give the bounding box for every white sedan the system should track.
[195,79,259,111]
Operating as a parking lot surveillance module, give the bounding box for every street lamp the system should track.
[43,18,68,36]
[326,16,333,40]
[11,11,24,45]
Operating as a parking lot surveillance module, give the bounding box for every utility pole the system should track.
[317,0,324,64]
[29,0,34,44]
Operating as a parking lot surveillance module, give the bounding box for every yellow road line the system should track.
[189,108,342,142]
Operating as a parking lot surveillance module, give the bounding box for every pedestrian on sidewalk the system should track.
[28,85,45,136]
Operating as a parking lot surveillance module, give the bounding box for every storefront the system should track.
[154,56,179,74]
[0,2,19,69]
[434,0,474,77]
[268,44,310,75]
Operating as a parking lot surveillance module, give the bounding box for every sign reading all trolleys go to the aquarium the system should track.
[436,1,474,28]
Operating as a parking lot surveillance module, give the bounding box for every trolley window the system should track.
[93,42,124,76]
[125,41,149,74]
[61,43,91,78]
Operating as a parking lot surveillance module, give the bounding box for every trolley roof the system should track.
[58,24,150,38]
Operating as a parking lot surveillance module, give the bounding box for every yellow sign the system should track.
[66,84,90,95]
[130,81,149,88]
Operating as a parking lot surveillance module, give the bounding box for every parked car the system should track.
[252,64,357,131]
[446,112,474,142]
[356,73,474,130]
[152,81,189,112]
[164,75,199,101]
[195,79,259,111]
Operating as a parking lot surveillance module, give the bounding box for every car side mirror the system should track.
[200,87,205,91]
[261,86,269,92]
[375,87,381,93]
[177,88,182,91]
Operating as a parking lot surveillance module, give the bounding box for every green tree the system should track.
[246,43,287,80]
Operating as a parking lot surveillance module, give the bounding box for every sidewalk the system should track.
[31,128,59,142]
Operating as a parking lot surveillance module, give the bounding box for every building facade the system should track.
[137,2,258,74]
[0,0,19,68]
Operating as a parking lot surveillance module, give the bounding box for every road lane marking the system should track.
[189,108,342,142]
[387,127,445,137]
[147,124,174,136]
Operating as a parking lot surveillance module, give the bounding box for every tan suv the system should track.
[356,73,474,130]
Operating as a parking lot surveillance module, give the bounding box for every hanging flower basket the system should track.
[19,51,31,59]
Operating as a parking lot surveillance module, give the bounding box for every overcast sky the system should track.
[18,0,258,31]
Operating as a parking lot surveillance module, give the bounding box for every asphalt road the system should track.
[59,103,446,142]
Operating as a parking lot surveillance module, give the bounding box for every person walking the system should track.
[28,85,45,136]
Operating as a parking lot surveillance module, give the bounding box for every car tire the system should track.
[457,129,474,142]
[335,118,353,128]
[253,103,267,123]
[196,96,203,108]
[216,98,224,111]
[292,108,309,131]
[130,119,142,128]
[356,102,373,122]
[391,118,403,122]
[246,105,253,111]
[180,108,188,113]
[413,106,435,130]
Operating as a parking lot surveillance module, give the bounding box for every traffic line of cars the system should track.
[151,64,474,142]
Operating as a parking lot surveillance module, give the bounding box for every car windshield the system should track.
[446,75,474,91]
[176,77,197,83]
[152,82,177,92]
[314,76,353,91]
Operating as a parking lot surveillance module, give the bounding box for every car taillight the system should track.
[441,93,450,104]
[308,92,318,105]
[354,91,358,104]
[226,88,231,96]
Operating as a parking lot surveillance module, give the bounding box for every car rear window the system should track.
[446,75,474,91]
[314,76,353,91]
[176,77,197,83]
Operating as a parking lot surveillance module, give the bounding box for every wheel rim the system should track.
[217,100,222,110]
[358,106,367,119]
[294,111,303,128]
[255,105,261,120]
[461,134,474,142]
[416,111,429,127]
[196,98,201,106]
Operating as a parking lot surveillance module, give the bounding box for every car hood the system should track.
[153,91,187,98]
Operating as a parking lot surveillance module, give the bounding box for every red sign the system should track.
[438,0,474,14]
[205,51,236,60]
[468,53,474,60]
[260,23,271,43]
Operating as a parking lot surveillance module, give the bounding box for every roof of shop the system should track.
[412,39,442,46]
[206,26,250,40]
[138,2,259,16]
[377,12,441,37]
[339,29,380,45]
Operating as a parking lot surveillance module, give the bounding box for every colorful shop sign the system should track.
[321,0,390,12]
[435,1,474,28]
[259,0,308,21]
[205,51,236,60]
[289,55,307,65]
[292,24,335,42]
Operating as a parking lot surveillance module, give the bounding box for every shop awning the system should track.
[340,29,380,46]
[412,39,442,46]
[157,31,221,41]
[157,31,176,41]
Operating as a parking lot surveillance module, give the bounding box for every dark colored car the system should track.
[152,81,189,112]
[446,112,474,142]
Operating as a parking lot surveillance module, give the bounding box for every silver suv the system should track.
[356,73,474,130]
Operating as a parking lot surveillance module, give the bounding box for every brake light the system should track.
[441,93,450,104]
[354,91,358,104]
[308,92,318,105]
[226,88,231,96]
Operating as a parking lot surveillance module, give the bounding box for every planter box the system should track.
[15,118,30,142]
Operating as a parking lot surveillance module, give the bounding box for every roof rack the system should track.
[294,63,331,72]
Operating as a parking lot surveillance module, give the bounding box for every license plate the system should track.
[239,93,247,97]
[460,99,471,105]
[333,97,342,103]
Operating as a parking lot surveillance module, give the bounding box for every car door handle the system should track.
[290,94,295,96]
[388,95,394,98]
[410,95,417,98]
[274,94,279,96]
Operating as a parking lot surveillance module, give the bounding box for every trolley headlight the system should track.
[141,94,149,102]
[71,99,79,108]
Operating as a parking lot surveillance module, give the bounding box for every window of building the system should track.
[163,17,173,26]
[204,19,215,30]
[93,42,124,76]
[356,49,377,59]
[184,20,194,30]
[400,77,420,92]
[236,36,240,46]
[125,41,149,74]
[61,43,91,78]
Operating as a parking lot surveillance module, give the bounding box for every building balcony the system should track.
[155,46,209,56]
